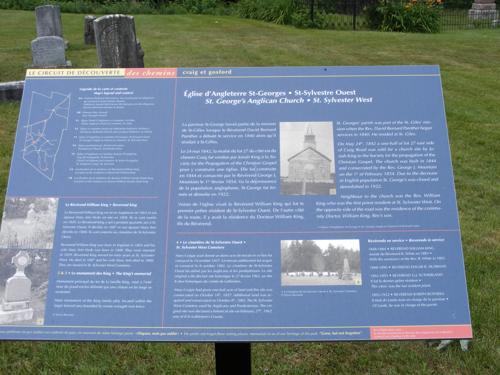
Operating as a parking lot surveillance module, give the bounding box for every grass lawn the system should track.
[0,9,499,374]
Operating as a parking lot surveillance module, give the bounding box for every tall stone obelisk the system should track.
[341,258,352,280]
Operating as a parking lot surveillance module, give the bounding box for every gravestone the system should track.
[31,36,70,68]
[94,14,145,68]
[35,5,63,37]
[468,0,499,21]
[0,81,24,101]
[84,15,96,45]
[136,40,145,68]
[0,251,34,324]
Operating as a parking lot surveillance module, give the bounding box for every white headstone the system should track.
[31,36,69,68]
[4,277,31,303]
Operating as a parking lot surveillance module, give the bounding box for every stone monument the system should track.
[84,15,96,45]
[31,36,71,68]
[0,81,24,101]
[35,5,63,37]
[94,14,145,68]
[24,204,37,225]
[468,0,499,22]
[341,258,352,280]
[0,251,34,324]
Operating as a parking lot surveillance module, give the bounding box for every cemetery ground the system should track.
[0,8,498,375]
[281,274,362,286]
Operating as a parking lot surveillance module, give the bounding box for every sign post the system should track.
[215,342,251,375]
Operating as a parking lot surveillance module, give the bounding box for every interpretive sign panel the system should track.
[0,66,472,341]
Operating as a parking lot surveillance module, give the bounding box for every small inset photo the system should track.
[281,239,361,286]
[280,121,336,195]
[0,197,58,250]
[0,249,51,325]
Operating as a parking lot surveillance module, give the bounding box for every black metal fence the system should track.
[293,0,376,30]
[441,8,499,30]
[294,0,499,31]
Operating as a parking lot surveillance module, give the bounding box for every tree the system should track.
[311,252,325,273]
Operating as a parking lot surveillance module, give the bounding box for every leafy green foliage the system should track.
[237,0,296,25]
[365,2,384,29]
[0,0,234,15]
[290,9,343,29]
[176,0,217,14]
[0,0,480,32]
[368,0,442,33]
[442,0,473,9]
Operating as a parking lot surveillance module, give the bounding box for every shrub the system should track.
[174,0,219,14]
[367,0,442,33]
[290,9,336,29]
[290,8,313,28]
[404,0,442,32]
[0,0,43,10]
[158,3,189,15]
[0,0,232,15]
[365,3,384,30]
[237,0,295,25]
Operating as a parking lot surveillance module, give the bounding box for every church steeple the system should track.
[303,125,316,149]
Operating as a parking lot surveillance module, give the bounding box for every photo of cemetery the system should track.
[0,197,59,250]
[281,239,361,286]
[0,249,51,325]
[280,122,336,195]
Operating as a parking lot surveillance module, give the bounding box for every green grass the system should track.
[0,9,499,374]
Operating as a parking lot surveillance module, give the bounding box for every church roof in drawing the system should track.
[287,147,331,162]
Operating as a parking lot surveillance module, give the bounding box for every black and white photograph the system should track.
[0,248,51,325]
[0,197,58,250]
[280,121,336,195]
[281,239,361,286]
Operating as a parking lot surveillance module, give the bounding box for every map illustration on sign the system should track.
[22,91,70,180]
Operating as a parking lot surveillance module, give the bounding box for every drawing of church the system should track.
[280,123,336,196]
[287,126,332,182]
